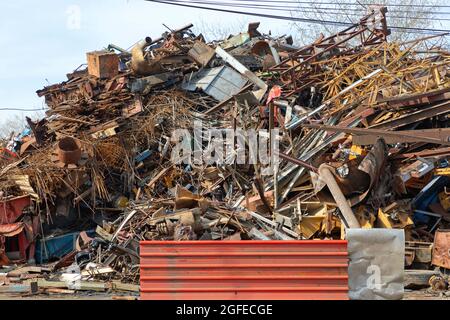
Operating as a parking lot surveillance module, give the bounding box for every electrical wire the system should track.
[0,108,46,111]
[157,0,450,21]
[181,0,450,8]
[149,0,352,27]
[161,0,450,15]
[146,0,450,34]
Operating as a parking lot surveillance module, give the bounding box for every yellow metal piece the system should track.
[340,222,345,240]
[376,208,414,229]
[348,145,367,160]
[438,191,450,211]
[372,111,393,124]
[321,212,341,235]
[376,208,393,228]
[297,216,324,239]
[433,66,441,86]
[115,196,129,208]
[297,205,342,239]
[354,207,375,229]
[435,168,450,176]
[297,205,327,239]
[397,213,414,229]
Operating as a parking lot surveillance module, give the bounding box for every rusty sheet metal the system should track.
[432,229,450,269]
[312,138,387,208]
[140,240,348,300]
[0,222,25,237]
[188,41,215,67]
[0,195,31,224]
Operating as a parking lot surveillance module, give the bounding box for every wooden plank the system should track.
[7,266,42,277]
[34,279,66,289]
[34,279,108,291]
[81,266,114,276]
[112,295,138,300]
[45,288,76,294]
[0,284,30,293]
[111,281,139,292]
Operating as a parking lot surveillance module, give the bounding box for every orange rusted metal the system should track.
[140,240,348,300]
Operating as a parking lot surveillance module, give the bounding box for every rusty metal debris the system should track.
[0,7,449,297]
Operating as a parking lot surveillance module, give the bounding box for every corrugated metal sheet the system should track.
[182,66,247,101]
[140,240,348,300]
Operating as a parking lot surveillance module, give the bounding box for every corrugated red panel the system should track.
[140,240,348,300]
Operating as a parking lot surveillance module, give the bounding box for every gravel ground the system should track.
[403,289,450,300]
[0,292,138,300]
[1,290,449,300]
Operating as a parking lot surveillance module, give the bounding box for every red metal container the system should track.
[0,195,38,265]
[140,240,348,300]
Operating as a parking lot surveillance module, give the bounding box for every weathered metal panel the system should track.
[432,229,450,269]
[140,240,348,300]
[182,66,247,101]
[188,41,215,67]
[347,229,404,300]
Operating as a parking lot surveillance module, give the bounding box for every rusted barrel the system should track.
[57,137,81,165]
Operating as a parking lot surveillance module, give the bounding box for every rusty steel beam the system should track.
[304,124,450,146]
[376,87,450,107]
[353,128,450,145]
[391,147,450,160]
[269,8,389,97]
[370,100,450,130]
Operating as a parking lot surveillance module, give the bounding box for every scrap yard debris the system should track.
[0,7,450,297]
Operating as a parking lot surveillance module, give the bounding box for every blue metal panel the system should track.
[35,230,95,263]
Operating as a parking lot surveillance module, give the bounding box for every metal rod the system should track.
[276,151,318,173]
[318,164,360,229]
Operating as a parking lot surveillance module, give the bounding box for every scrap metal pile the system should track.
[1,7,450,295]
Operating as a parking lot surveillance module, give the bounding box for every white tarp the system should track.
[347,228,404,300]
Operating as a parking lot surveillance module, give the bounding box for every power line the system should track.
[149,0,352,27]
[159,0,450,20]
[184,0,450,8]
[147,0,450,34]
[164,0,450,15]
[0,108,46,111]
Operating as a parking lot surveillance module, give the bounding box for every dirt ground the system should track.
[0,290,449,300]
[0,292,137,300]
[403,289,450,300]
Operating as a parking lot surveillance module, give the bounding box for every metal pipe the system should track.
[318,164,360,229]
[131,37,156,76]
[276,151,318,173]
[148,23,194,46]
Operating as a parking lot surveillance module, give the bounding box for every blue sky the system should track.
[1,0,448,127]
[0,0,291,124]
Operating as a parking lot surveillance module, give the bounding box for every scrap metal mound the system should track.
[0,8,449,296]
